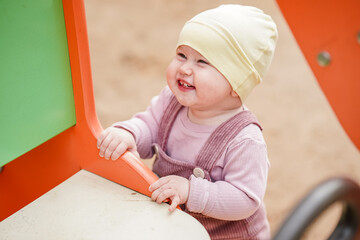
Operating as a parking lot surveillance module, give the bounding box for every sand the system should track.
[84,0,360,238]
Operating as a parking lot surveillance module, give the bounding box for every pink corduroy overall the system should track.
[152,96,268,240]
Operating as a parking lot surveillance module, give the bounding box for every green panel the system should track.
[0,0,76,167]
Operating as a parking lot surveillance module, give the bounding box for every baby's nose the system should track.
[179,62,193,75]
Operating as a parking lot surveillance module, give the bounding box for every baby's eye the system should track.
[198,59,209,65]
[177,53,187,59]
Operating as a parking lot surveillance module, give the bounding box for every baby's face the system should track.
[166,45,240,112]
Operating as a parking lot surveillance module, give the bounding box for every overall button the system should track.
[153,145,159,155]
[193,167,205,179]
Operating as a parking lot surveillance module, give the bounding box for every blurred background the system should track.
[84,0,360,238]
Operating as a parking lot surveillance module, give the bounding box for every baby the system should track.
[97,4,277,239]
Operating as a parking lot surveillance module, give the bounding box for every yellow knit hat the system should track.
[177,4,278,101]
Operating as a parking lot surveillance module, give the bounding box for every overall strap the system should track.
[195,110,262,172]
[157,95,183,151]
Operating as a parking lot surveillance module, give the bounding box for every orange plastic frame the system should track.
[0,0,158,221]
[276,0,360,150]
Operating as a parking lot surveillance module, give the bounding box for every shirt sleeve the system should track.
[112,86,173,159]
[186,128,269,221]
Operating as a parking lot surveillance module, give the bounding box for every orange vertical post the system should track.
[276,0,360,150]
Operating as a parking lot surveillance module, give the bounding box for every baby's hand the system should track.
[97,127,139,160]
[149,175,190,212]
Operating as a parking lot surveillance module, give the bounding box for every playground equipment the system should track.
[276,0,360,150]
[0,0,158,220]
[273,0,360,239]
[273,177,360,240]
[0,0,359,239]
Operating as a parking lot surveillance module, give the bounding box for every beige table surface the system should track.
[0,170,210,240]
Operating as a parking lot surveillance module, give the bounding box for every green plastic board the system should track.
[0,0,76,167]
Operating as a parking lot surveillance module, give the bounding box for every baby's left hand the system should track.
[149,175,190,212]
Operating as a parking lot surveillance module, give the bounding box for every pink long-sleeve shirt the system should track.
[114,86,270,221]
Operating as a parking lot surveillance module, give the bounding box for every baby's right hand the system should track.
[97,127,139,160]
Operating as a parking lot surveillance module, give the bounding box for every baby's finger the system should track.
[111,142,127,160]
[97,129,110,149]
[104,140,120,160]
[150,188,161,202]
[151,187,166,201]
[168,196,180,212]
[156,189,175,204]
[149,177,171,192]
[99,135,112,158]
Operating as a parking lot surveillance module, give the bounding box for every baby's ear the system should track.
[231,90,243,105]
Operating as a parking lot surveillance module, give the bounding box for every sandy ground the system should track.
[84,0,360,238]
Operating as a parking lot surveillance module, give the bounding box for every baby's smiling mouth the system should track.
[178,80,195,89]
